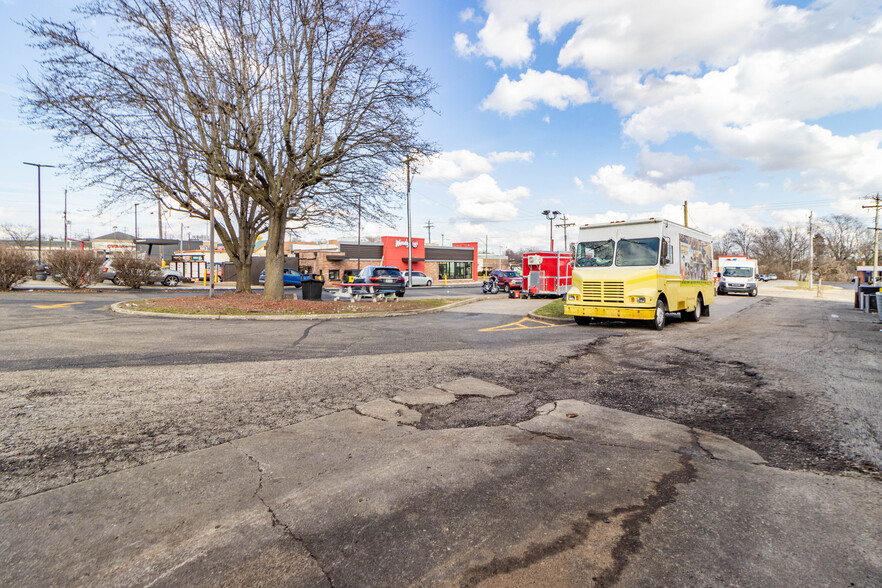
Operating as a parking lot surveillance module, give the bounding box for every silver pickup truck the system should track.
[100,259,184,286]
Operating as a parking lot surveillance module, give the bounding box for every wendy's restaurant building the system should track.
[292,237,479,283]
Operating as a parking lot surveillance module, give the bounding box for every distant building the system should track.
[289,236,478,283]
[91,232,136,255]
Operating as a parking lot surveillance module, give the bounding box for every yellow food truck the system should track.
[564,218,715,330]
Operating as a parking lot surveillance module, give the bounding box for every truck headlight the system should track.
[567,294,580,301]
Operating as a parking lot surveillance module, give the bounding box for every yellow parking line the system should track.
[32,302,85,309]
[480,317,571,332]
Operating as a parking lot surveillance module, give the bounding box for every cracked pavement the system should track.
[1,379,880,587]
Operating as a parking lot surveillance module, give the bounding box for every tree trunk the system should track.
[263,207,287,300]
[234,257,252,293]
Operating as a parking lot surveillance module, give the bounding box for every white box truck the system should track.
[564,218,715,330]
[717,256,759,296]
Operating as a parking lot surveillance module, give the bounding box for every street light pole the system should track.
[542,210,561,251]
[134,203,139,239]
[23,162,55,264]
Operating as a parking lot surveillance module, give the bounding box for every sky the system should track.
[1,0,881,255]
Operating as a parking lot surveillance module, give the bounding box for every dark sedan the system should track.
[351,265,406,297]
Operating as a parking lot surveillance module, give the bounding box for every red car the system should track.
[489,269,523,292]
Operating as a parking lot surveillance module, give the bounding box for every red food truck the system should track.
[522,251,573,298]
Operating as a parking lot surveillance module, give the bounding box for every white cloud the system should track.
[459,2,882,204]
[449,173,530,220]
[590,164,694,206]
[655,201,757,235]
[573,176,584,190]
[487,150,534,163]
[636,147,737,183]
[482,69,592,116]
[417,150,493,182]
[459,8,482,24]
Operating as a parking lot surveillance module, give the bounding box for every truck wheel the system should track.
[651,300,667,331]
[749,288,757,297]
[682,297,702,322]
[574,315,592,326]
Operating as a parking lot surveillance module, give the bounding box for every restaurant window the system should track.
[438,261,472,280]
[328,269,340,281]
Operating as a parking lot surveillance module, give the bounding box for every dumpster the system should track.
[301,274,325,300]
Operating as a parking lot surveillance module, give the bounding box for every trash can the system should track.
[877,292,882,322]
[860,285,881,312]
[301,274,324,300]
[34,272,48,281]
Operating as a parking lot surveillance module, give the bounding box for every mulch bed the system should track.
[124,292,452,315]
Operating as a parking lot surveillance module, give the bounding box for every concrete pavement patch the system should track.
[355,398,422,424]
[435,376,516,398]
[522,400,765,464]
[392,386,458,406]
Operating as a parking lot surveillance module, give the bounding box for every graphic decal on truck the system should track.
[679,234,713,281]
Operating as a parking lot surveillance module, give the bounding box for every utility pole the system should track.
[134,203,139,240]
[863,193,881,285]
[357,193,362,271]
[555,214,575,252]
[23,162,55,264]
[209,179,216,298]
[63,189,68,249]
[424,220,434,244]
[808,211,814,289]
[683,201,688,227]
[157,200,163,240]
[405,156,416,286]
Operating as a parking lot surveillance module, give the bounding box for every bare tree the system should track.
[712,234,736,256]
[725,225,757,258]
[1,224,36,249]
[23,0,434,299]
[752,227,784,273]
[780,224,808,279]
[817,214,870,263]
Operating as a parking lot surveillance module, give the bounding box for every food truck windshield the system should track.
[575,237,660,267]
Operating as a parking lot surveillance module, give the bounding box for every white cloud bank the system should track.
[481,69,592,116]
[450,173,530,220]
[457,1,882,200]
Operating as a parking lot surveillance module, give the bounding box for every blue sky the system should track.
[2,0,881,254]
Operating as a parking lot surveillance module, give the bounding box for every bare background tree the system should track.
[1,224,37,249]
[23,0,434,298]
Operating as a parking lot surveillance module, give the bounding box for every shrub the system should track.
[111,250,160,289]
[0,246,33,290]
[46,249,103,289]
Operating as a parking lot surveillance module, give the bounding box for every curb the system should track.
[110,296,482,321]
[526,312,574,324]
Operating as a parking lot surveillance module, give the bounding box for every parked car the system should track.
[258,268,304,287]
[767,273,778,280]
[352,265,405,297]
[100,259,183,286]
[401,270,433,286]
[758,274,769,282]
[489,269,523,292]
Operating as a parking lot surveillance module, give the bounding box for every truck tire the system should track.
[682,296,702,322]
[749,288,757,297]
[574,315,592,326]
[651,299,667,331]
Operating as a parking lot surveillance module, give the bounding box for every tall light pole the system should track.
[405,156,416,286]
[23,162,55,264]
[542,209,560,251]
[134,203,139,239]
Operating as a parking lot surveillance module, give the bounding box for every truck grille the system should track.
[582,281,625,303]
